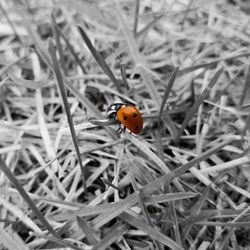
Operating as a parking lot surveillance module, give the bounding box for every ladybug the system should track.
[106,103,143,134]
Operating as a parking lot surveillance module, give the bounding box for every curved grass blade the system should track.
[76,25,122,93]
[51,13,87,74]
[49,39,86,191]
[8,71,48,89]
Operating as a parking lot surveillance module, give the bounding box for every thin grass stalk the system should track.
[182,185,211,240]
[53,16,87,74]
[114,2,162,107]
[92,222,128,250]
[119,212,183,250]
[76,216,99,245]
[239,63,250,106]
[174,53,250,79]
[176,67,223,143]
[127,156,161,250]
[0,157,59,238]
[51,13,67,75]
[76,25,122,93]
[133,0,140,36]
[31,232,84,250]
[119,60,130,91]
[158,67,179,124]
[48,39,86,191]
[168,186,182,247]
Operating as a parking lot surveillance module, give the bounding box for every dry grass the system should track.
[1,0,250,249]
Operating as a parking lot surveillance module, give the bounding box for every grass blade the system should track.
[76,25,122,93]
[119,212,184,250]
[115,3,162,106]
[92,222,128,250]
[133,0,140,35]
[0,157,59,238]
[51,13,67,75]
[0,227,29,250]
[76,216,99,245]
[176,67,224,143]
[51,13,87,74]
[48,39,86,191]
[158,67,179,123]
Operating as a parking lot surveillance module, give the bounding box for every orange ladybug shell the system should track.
[116,104,143,134]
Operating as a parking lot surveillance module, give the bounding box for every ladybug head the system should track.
[106,103,124,120]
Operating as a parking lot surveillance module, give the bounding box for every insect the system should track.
[106,103,143,134]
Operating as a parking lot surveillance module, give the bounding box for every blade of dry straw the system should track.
[48,39,86,190]
[133,0,140,35]
[195,221,250,227]
[144,192,197,204]
[0,157,59,238]
[176,67,223,143]
[49,192,197,221]
[92,222,128,250]
[76,216,99,245]
[182,185,211,240]
[175,52,250,78]
[168,186,182,247]
[136,13,164,40]
[30,232,83,250]
[155,68,180,149]
[76,25,122,93]
[127,160,161,249]
[51,13,67,75]
[119,60,130,90]
[158,67,179,123]
[239,63,250,106]
[51,13,87,74]
[0,227,29,250]
[119,212,184,250]
[127,134,183,191]
[8,71,48,89]
[216,207,250,250]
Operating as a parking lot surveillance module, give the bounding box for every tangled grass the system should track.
[1,0,250,249]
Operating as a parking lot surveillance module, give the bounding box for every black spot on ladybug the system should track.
[133,113,137,118]
[123,116,127,120]
[135,126,139,131]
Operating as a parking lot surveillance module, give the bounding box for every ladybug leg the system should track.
[117,123,123,134]
[116,124,126,134]
[122,125,126,133]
